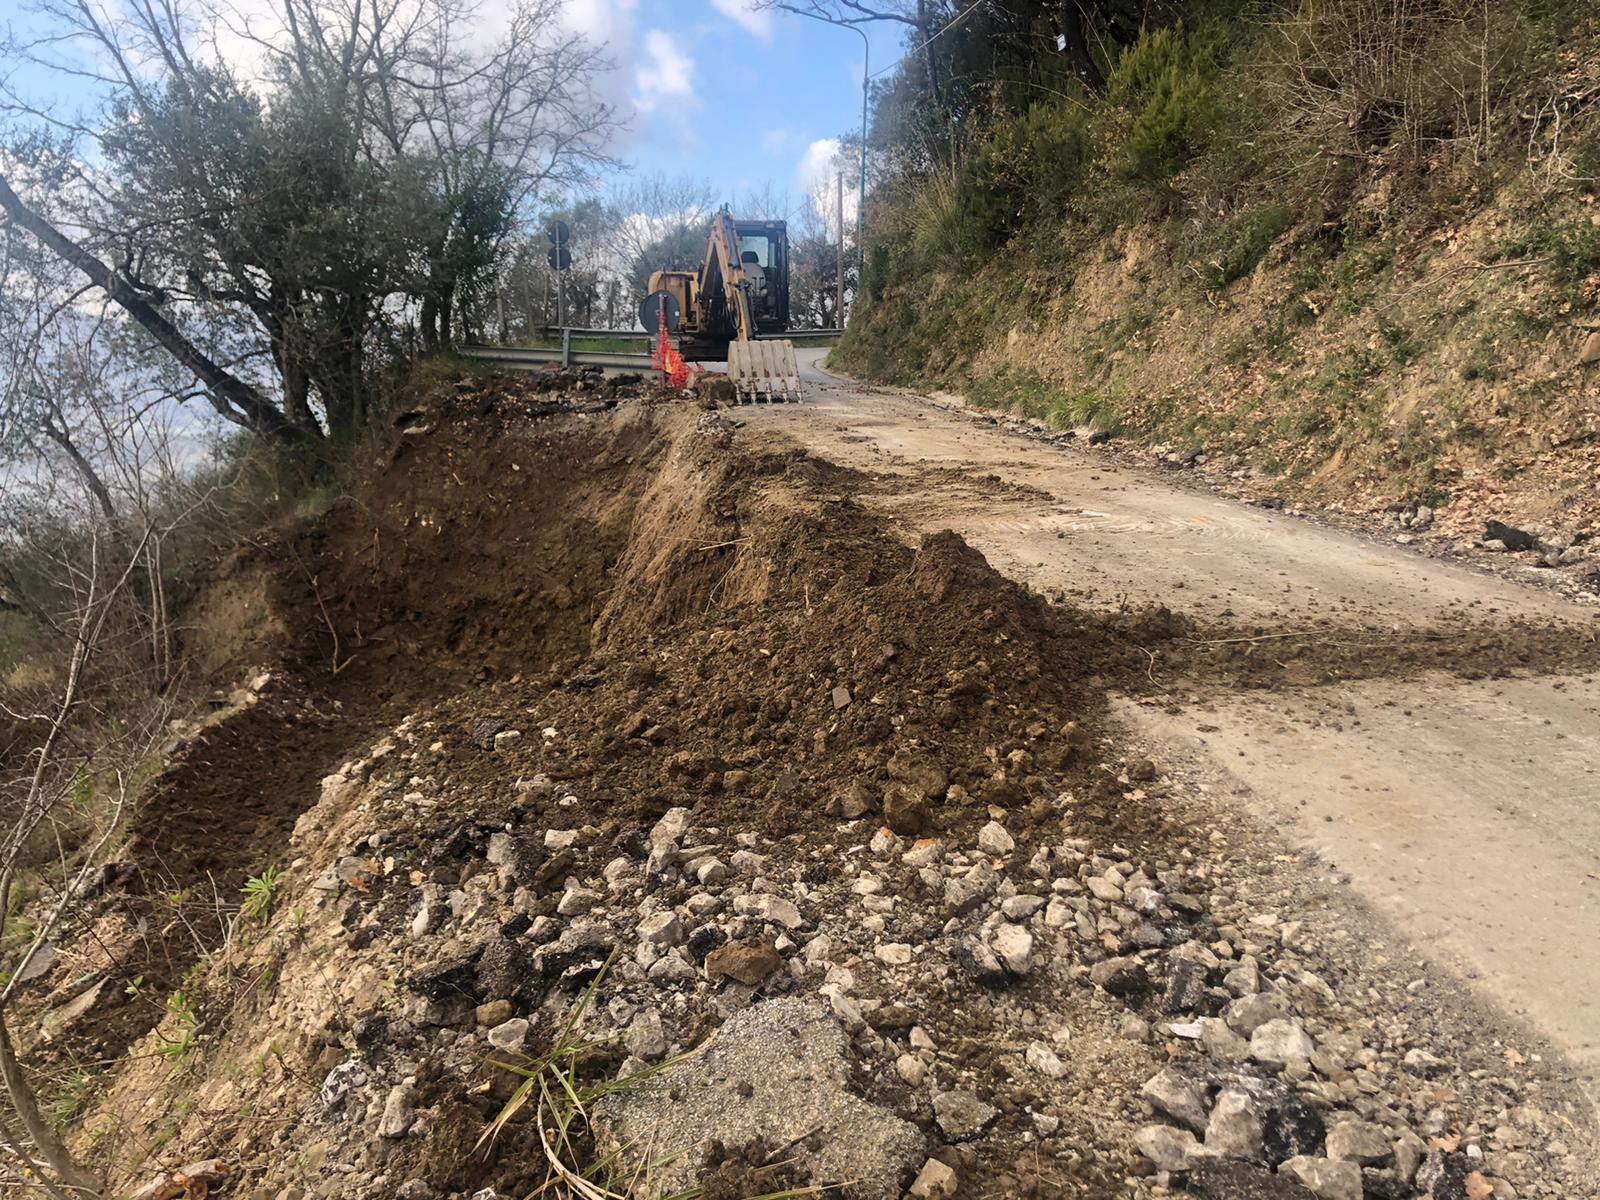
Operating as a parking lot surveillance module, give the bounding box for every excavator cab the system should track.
[731,221,790,334]
[644,211,802,402]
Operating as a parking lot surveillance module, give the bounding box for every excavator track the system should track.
[728,339,803,403]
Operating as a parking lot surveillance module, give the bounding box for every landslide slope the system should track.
[18,375,1599,1200]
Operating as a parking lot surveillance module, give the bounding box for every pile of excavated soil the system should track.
[14,373,1599,1200]
[10,373,672,1076]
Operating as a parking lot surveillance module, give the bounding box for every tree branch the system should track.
[0,173,307,444]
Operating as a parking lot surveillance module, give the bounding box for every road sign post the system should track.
[547,222,572,331]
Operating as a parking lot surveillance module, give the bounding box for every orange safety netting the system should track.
[651,302,691,390]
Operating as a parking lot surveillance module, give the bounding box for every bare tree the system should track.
[604,174,719,317]
[0,172,299,445]
[2,0,620,438]
[1,215,209,683]
[336,0,623,348]
[764,0,946,106]
[0,314,216,1193]
[787,173,859,329]
[0,480,205,1199]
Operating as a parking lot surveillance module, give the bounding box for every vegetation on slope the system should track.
[836,0,1600,522]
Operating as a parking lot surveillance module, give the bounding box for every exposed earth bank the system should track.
[12,371,1600,1200]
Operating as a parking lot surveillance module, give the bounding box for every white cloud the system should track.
[710,0,774,41]
[795,138,841,192]
[760,128,797,155]
[559,0,642,153]
[564,0,640,44]
[634,29,696,112]
[794,138,859,235]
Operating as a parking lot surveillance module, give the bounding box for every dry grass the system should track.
[479,956,821,1200]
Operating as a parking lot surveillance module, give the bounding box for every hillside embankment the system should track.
[835,5,1600,566]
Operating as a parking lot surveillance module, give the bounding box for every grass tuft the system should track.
[480,954,820,1200]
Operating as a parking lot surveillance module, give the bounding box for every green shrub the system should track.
[863,243,891,301]
[1124,67,1215,180]
[905,101,1096,264]
[1014,102,1093,223]
[955,142,1022,252]
[1108,24,1223,182]
[906,169,962,266]
[1108,26,1187,111]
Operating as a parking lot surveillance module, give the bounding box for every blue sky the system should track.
[573,0,903,217]
[4,0,902,223]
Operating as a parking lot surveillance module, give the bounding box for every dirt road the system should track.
[744,352,1600,1100]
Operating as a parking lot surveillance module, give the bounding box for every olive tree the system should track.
[1,0,619,443]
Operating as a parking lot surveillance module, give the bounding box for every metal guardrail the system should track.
[468,328,841,371]
[533,327,651,340]
[462,344,654,370]
[531,326,843,341]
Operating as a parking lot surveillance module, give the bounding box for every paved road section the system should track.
[741,352,1600,1096]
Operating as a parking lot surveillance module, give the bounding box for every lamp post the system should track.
[790,11,868,320]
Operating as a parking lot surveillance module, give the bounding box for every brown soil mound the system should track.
[32,378,682,1069]
[32,370,1600,1199]
[271,382,673,701]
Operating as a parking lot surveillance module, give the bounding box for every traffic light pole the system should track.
[548,220,572,338]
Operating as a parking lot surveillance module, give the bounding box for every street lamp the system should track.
[788,10,868,320]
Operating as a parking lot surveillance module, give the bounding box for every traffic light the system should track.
[547,222,571,272]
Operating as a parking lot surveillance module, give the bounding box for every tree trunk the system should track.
[0,174,303,445]
[420,295,440,353]
[263,295,321,436]
[348,295,367,434]
[918,0,944,108]
[0,1002,102,1199]
[1060,1,1107,92]
[308,292,370,443]
[438,287,455,353]
[41,425,117,526]
[283,357,314,431]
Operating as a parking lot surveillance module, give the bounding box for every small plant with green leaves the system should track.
[156,990,200,1068]
[48,1064,97,1131]
[166,990,197,1025]
[241,866,282,925]
[158,1025,197,1065]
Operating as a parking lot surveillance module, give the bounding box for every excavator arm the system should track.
[707,211,801,401]
[702,211,756,343]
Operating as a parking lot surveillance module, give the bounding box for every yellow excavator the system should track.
[643,209,802,402]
